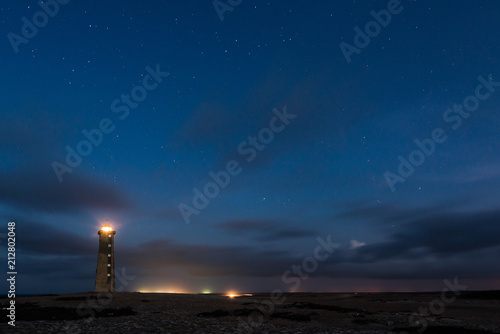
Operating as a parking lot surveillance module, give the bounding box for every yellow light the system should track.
[101,224,113,232]
[137,286,187,294]
[226,291,240,298]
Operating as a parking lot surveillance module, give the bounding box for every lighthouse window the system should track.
[108,235,112,238]
[108,244,111,247]
[107,274,111,277]
[108,264,111,267]
[108,254,111,257]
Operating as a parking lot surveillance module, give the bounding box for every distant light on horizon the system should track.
[137,286,188,294]
[226,291,240,298]
[138,290,187,294]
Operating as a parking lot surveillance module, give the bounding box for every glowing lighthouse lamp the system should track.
[94,223,116,292]
[101,225,113,232]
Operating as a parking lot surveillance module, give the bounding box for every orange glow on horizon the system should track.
[138,290,188,294]
[226,291,240,298]
[137,286,188,294]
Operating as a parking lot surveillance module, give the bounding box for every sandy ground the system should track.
[1,291,499,333]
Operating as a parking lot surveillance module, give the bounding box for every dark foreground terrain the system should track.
[1,291,499,333]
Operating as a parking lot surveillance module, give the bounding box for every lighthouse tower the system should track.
[95,224,116,292]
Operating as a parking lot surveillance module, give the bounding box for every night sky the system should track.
[1,0,500,295]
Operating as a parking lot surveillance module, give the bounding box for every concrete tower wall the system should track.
[95,229,116,292]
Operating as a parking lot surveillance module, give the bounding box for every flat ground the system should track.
[1,291,499,333]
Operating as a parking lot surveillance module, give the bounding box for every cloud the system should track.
[8,219,300,279]
[155,207,185,222]
[257,229,317,242]
[431,163,500,184]
[0,101,132,215]
[0,219,96,288]
[349,240,366,249]
[119,209,500,279]
[0,106,65,159]
[216,219,317,241]
[121,239,293,277]
[341,208,500,265]
[336,199,465,225]
[216,219,273,232]
[15,219,95,256]
[0,169,132,213]
[173,65,347,173]
[11,206,500,291]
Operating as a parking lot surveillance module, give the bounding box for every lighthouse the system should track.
[94,224,116,292]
